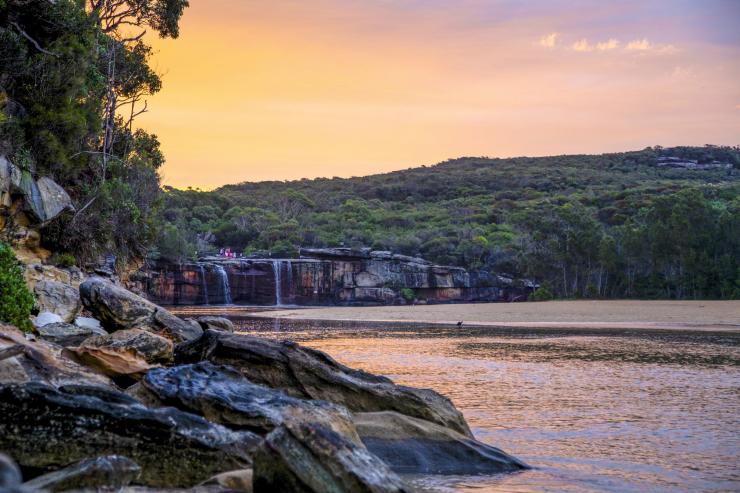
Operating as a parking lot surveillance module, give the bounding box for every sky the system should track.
[137,0,740,189]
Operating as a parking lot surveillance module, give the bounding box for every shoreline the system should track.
[243,300,740,333]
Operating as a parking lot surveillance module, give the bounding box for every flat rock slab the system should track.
[23,455,141,491]
[0,383,258,487]
[176,330,472,437]
[79,329,174,364]
[354,411,528,475]
[253,421,411,493]
[36,322,107,347]
[137,362,359,440]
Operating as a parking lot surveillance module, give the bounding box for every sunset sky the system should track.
[137,0,740,189]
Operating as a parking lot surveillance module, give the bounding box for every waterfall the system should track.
[199,264,209,305]
[214,264,232,304]
[285,260,292,303]
[272,260,283,306]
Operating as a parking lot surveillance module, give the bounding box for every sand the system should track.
[249,300,740,332]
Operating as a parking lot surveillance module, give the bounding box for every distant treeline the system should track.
[157,146,740,300]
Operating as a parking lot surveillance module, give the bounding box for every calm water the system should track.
[181,308,740,492]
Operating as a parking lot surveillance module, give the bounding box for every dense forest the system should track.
[158,146,740,300]
[0,0,187,264]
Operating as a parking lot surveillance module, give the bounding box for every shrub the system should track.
[400,287,416,304]
[49,252,76,268]
[0,242,34,332]
[531,284,554,302]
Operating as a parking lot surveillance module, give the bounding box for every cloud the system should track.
[626,38,651,51]
[539,32,558,48]
[597,38,619,50]
[572,38,593,52]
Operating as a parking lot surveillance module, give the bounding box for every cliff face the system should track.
[138,248,534,306]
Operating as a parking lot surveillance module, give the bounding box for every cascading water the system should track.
[285,260,292,304]
[214,264,232,304]
[272,260,283,306]
[198,264,209,305]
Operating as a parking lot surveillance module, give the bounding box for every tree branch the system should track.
[10,22,59,58]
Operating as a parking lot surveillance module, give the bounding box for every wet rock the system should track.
[253,421,410,493]
[0,382,258,487]
[177,331,472,437]
[63,345,153,381]
[202,469,252,492]
[80,277,202,343]
[137,362,359,440]
[197,316,235,332]
[33,280,81,323]
[0,324,112,388]
[36,322,106,347]
[79,328,173,364]
[353,411,528,475]
[33,312,63,328]
[23,455,141,491]
[0,453,22,488]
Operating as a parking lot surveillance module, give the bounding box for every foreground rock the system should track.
[36,322,107,347]
[33,280,81,323]
[134,362,359,440]
[78,328,173,364]
[0,383,258,487]
[23,455,141,491]
[177,331,472,436]
[0,324,111,388]
[354,411,528,474]
[253,421,410,493]
[80,277,202,343]
[196,316,235,332]
[63,346,153,381]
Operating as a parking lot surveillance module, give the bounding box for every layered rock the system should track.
[139,249,534,306]
[134,362,359,439]
[80,277,202,343]
[176,330,472,437]
[36,321,107,347]
[253,421,410,493]
[0,382,258,487]
[354,411,528,474]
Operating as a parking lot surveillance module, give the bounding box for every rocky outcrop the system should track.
[253,421,410,493]
[139,250,534,306]
[78,329,174,364]
[0,156,73,225]
[135,362,360,440]
[0,382,258,487]
[176,330,472,437]
[36,321,107,347]
[63,345,153,381]
[354,411,528,474]
[33,280,81,323]
[0,324,112,388]
[23,455,141,492]
[80,277,202,343]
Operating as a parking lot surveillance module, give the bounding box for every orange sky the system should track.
[137,0,740,189]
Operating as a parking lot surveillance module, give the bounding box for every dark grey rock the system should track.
[36,322,106,347]
[176,331,472,437]
[23,455,141,491]
[0,382,258,487]
[196,316,234,332]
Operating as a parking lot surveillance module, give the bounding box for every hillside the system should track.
[157,145,740,300]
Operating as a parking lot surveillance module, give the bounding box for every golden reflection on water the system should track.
[211,313,740,492]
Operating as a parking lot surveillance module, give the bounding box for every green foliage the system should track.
[157,146,740,300]
[400,288,416,304]
[531,284,554,301]
[0,243,34,332]
[49,252,76,268]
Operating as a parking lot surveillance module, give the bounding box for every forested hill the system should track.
[158,145,740,300]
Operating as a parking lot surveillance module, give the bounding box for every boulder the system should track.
[0,454,22,489]
[176,331,472,437]
[23,455,141,491]
[202,469,252,492]
[80,277,202,343]
[135,362,359,440]
[34,177,74,223]
[0,382,258,487]
[78,328,173,364]
[353,412,528,475]
[75,316,103,331]
[0,324,112,388]
[253,421,410,493]
[36,322,106,347]
[33,280,81,323]
[33,311,63,328]
[197,316,235,332]
[63,345,153,381]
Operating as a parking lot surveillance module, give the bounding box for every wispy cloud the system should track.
[626,38,651,51]
[597,38,619,51]
[539,32,558,48]
[572,38,592,52]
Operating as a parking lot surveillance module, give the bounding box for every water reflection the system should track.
[212,312,740,492]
